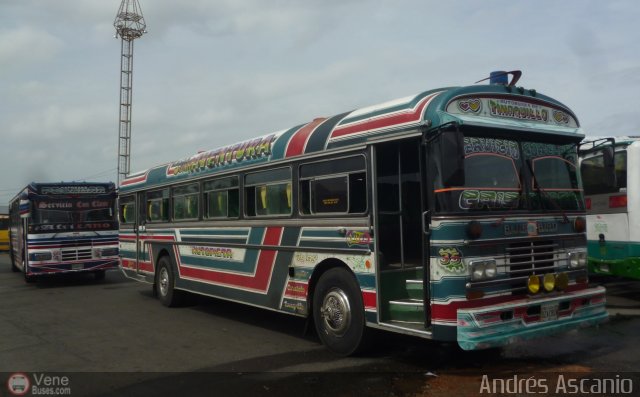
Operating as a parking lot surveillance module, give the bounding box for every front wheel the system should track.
[23,260,36,283]
[312,267,369,356]
[156,256,186,307]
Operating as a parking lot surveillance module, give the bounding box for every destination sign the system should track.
[446,96,578,128]
[39,185,108,195]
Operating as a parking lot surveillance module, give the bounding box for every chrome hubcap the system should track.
[159,267,169,297]
[320,288,351,336]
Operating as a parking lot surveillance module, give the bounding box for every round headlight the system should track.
[472,263,485,280]
[484,263,497,278]
[556,273,569,291]
[543,273,556,292]
[568,252,579,268]
[527,275,540,294]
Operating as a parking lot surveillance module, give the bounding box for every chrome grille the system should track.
[61,248,92,261]
[507,241,558,276]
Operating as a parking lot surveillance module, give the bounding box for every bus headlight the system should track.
[568,250,587,268]
[543,273,556,292]
[528,275,540,294]
[29,251,52,261]
[93,247,119,258]
[470,259,497,280]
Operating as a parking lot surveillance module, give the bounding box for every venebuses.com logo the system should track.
[6,372,72,396]
[6,373,30,396]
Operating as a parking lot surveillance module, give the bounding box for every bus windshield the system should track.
[434,135,584,213]
[33,199,116,225]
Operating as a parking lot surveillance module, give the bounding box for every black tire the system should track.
[94,270,106,281]
[11,256,19,272]
[9,244,19,272]
[23,260,36,283]
[155,256,186,307]
[312,267,369,356]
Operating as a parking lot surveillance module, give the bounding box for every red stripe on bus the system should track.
[285,118,327,158]
[179,227,284,292]
[330,93,437,139]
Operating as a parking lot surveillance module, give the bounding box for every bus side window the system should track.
[173,183,200,221]
[299,155,367,216]
[245,168,292,217]
[146,189,169,222]
[204,176,239,219]
[119,196,136,224]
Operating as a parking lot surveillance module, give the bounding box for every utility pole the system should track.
[114,0,147,185]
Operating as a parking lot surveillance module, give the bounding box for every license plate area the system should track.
[71,263,83,271]
[540,302,559,322]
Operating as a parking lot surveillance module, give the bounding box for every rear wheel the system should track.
[313,267,369,356]
[156,256,186,307]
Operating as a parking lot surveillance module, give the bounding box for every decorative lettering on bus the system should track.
[31,223,114,232]
[190,246,234,259]
[489,99,549,122]
[346,230,371,247]
[40,186,107,195]
[464,137,520,159]
[168,134,277,177]
[459,190,520,210]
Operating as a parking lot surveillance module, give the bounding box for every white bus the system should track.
[580,136,639,279]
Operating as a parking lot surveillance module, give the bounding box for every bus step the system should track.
[406,279,423,300]
[388,298,424,323]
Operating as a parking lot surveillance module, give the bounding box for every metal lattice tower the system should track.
[114,0,147,185]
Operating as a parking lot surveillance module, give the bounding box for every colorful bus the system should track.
[0,212,9,252]
[119,71,607,355]
[581,136,640,279]
[8,182,119,282]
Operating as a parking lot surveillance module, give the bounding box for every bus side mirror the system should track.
[440,129,465,187]
[602,146,617,188]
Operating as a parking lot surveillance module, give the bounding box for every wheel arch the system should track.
[307,257,359,316]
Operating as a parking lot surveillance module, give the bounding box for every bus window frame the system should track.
[146,188,170,223]
[119,195,136,224]
[172,183,201,222]
[244,166,293,218]
[298,154,368,218]
[203,175,240,220]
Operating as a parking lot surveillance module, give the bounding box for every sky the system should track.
[1,0,639,203]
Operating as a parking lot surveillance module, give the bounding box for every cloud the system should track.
[0,27,63,69]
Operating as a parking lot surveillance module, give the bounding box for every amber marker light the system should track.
[556,272,569,291]
[543,273,556,292]
[527,275,540,294]
[467,220,483,239]
[574,216,586,233]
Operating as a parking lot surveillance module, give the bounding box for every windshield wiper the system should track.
[525,159,570,223]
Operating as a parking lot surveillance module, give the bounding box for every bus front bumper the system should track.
[457,286,608,350]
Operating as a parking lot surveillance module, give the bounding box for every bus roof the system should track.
[121,82,582,192]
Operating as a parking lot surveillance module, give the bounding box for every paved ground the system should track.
[1,252,639,396]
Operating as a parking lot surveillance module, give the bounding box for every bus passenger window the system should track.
[255,183,291,216]
[146,189,169,222]
[204,176,239,219]
[119,196,135,224]
[245,168,292,217]
[299,156,367,216]
[173,184,200,221]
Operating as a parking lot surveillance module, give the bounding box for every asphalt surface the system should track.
[1,252,639,396]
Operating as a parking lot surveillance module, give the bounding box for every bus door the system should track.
[135,192,147,274]
[373,138,430,327]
